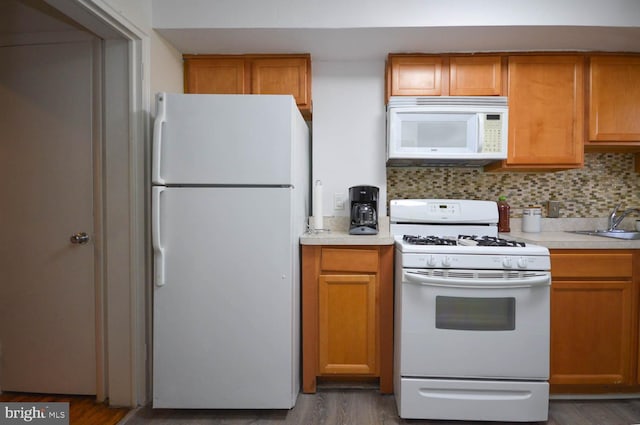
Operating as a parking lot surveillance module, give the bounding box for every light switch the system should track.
[334,193,346,210]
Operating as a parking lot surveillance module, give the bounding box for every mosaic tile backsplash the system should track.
[387,153,640,218]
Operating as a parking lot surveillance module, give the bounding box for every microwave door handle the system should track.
[477,114,485,152]
[404,271,550,289]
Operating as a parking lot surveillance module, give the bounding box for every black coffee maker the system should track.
[349,185,379,235]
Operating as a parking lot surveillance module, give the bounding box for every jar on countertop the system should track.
[522,206,542,233]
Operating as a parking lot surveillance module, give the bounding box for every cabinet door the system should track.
[250,57,311,110]
[388,56,442,96]
[498,56,584,170]
[183,57,247,94]
[450,56,502,96]
[550,280,634,385]
[318,274,378,375]
[589,56,640,142]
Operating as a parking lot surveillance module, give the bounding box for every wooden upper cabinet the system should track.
[183,57,247,94]
[183,54,312,119]
[587,55,640,145]
[486,55,584,171]
[388,55,442,96]
[449,56,503,96]
[387,54,503,97]
[250,57,311,110]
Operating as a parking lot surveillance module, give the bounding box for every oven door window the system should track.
[435,296,515,331]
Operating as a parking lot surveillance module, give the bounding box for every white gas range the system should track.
[391,199,551,422]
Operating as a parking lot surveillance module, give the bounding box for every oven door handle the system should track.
[403,271,550,289]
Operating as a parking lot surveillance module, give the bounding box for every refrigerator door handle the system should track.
[152,186,166,287]
[152,93,167,185]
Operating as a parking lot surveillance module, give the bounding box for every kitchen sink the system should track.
[566,230,640,240]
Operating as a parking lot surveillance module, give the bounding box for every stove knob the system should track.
[502,257,513,268]
[517,257,528,268]
[427,255,437,267]
[441,256,452,267]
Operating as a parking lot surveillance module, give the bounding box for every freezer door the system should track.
[152,186,299,408]
[153,93,307,185]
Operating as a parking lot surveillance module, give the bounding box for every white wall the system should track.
[90,0,182,405]
[102,0,183,98]
[153,0,640,28]
[149,31,183,97]
[313,60,387,217]
[150,0,640,218]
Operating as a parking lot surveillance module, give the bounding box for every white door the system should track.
[0,41,96,394]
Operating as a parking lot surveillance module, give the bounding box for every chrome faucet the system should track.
[608,203,640,231]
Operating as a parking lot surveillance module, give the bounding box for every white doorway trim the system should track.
[44,0,150,407]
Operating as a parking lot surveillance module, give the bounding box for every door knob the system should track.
[70,232,90,244]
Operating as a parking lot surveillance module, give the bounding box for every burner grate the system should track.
[459,235,526,247]
[402,235,457,246]
[403,234,526,247]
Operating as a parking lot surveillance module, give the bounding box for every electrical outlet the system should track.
[547,201,561,218]
[334,193,346,210]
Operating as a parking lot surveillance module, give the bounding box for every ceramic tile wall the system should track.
[387,153,640,217]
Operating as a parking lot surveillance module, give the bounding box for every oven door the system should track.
[398,268,550,380]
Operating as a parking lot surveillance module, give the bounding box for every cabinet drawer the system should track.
[551,252,633,278]
[321,248,379,273]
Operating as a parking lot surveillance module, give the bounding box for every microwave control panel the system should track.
[481,114,503,153]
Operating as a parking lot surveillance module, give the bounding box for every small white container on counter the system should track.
[522,206,542,233]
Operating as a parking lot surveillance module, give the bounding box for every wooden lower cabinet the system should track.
[550,250,639,393]
[302,245,394,394]
[318,274,377,375]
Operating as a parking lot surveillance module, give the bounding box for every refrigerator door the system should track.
[153,93,307,186]
[152,186,299,409]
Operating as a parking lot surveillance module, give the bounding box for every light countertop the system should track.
[301,216,640,249]
[505,230,640,249]
[300,216,394,246]
[504,218,640,250]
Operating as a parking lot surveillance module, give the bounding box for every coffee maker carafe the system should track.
[349,186,379,235]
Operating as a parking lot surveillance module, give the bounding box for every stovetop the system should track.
[396,235,550,270]
[403,234,527,248]
[395,234,549,256]
[390,199,550,259]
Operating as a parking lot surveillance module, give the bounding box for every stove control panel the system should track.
[390,199,498,224]
[401,253,551,271]
[427,202,461,218]
[501,257,535,268]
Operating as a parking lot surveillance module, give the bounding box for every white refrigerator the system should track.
[151,93,309,409]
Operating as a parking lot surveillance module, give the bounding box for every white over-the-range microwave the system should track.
[386,96,508,167]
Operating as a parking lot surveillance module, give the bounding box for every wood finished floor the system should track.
[123,389,640,425]
[0,392,130,425]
